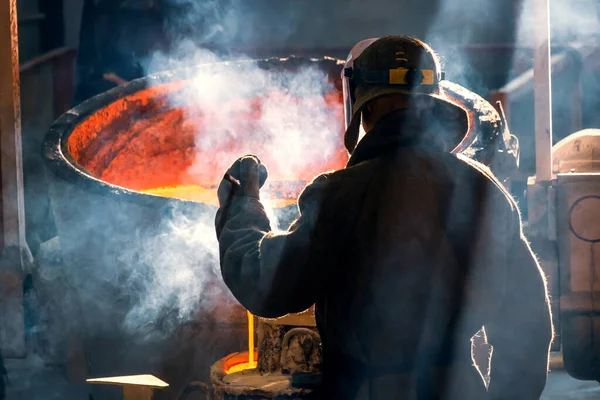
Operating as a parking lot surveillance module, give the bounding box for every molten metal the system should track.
[223,350,259,375]
[67,81,348,204]
[224,311,258,375]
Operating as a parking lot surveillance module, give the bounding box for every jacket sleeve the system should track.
[216,175,333,318]
[486,207,554,399]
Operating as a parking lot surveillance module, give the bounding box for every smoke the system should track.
[420,0,598,95]
[182,63,341,182]
[142,43,343,175]
[120,207,221,334]
[162,0,304,51]
[517,0,600,45]
[117,39,343,333]
[421,0,520,93]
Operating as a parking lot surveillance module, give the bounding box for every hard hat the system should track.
[341,35,469,153]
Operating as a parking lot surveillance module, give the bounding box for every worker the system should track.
[215,36,553,399]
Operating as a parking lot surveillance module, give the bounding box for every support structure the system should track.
[526,0,561,352]
[0,0,33,358]
[533,0,553,182]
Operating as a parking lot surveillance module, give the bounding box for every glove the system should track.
[217,155,268,207]
[215,155,268,239]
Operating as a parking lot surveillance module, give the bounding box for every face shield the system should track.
[342,38,380,130]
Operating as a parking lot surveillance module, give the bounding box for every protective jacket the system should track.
[216,110,553,400]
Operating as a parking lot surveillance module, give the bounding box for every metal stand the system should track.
[0,0,34,359]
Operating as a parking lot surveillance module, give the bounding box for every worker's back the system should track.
[314,144,526,399]
[215,117,552,400]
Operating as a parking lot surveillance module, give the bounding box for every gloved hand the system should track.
[216,155,268,239]
[217,155,268,207]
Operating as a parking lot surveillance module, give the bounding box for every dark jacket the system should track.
[216,111,553,400]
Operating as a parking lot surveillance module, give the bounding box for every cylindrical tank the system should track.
[42,56,515,397]
[554,129,600,380]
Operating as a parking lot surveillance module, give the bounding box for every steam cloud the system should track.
[120,208,222,334]
[517,0,600,44]
[120,42,343,333]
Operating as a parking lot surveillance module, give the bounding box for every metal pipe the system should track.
[533,0,553,182]
[0,0,28,249]
[494,43,585,100]
[0,0,33,359]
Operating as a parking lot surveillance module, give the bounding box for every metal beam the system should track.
[0,0,28,249]
[0,0,33,358]
[533,0,553,182]
[495,42,590,101]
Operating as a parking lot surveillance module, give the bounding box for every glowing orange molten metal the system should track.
[224,311,257,375]
[67,81,348,205]
[222,349,259,376]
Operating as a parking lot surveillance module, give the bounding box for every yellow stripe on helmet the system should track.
[388,68,436,85]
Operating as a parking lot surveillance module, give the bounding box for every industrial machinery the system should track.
[527,129,600,380]
[527,127,600,381]
[509,0,600,383]
[546,130,600,380]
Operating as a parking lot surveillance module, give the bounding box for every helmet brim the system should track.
[343,86,470,154]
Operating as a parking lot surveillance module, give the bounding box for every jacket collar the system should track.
[347,109,423,167]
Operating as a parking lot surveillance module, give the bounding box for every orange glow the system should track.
[142,185,219,205]
[248,311,256,370]
[67,80,349,204]
[226,361,256,375]
[222,311,257,375]
[142,183,305,208]
[224,350,259,375]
